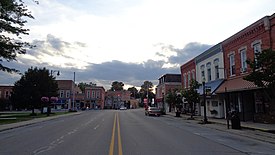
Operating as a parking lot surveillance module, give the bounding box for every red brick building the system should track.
[180,59,196,89]
[56,80,83,110]
[216,13,275,122]
[155,74,182,113]
[105,90,131,109]
[84,86,105,109]
[0,85,13,110]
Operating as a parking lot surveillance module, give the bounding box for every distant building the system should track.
[155,74,181,113]
[84,86,105,109]
[56,80,83,110]
[0,85,13,110]
[105,90,131,109]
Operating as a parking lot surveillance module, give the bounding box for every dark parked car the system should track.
[145,106,161,116]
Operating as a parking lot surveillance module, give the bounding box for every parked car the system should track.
[119,106,127,110]
[145,106,161,116]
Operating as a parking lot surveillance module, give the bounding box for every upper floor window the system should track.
[187,72,191,87]
[60,90,64,98]
[252,41,262,65]
[96,91,100,98]
[239,48,247,73]
[5,91,9,98]
[206,62,211,82]
[200,65,205,82]
[87,91,90,98]
[92,91,95,98]
[229,53,236,76]
[66,90,70,98]
[183,74,187,88]
[214,59,219,79]
[191,70,195,80]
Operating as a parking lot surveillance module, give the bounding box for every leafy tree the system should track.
[165,89,176,112]
[110,81,124,91]
[139,81,154,105]
[244,48,275,108]
[182,79,200,119]
[11,67,58,115]
[0,0,36,73]
[78,82,96,92]
[127,86,139,98]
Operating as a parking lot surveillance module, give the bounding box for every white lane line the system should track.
[94,125,100,130]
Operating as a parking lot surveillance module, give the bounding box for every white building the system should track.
[195,43,225,118]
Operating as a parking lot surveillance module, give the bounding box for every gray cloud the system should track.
[1,40,211,89]
[158,42,212,65]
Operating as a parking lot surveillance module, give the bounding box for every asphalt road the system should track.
[0,109,275,155]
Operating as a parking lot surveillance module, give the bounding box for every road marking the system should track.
[109,113,123,155]
[109,113,117,155]
[117,113,122,155]
[94,124,100,130]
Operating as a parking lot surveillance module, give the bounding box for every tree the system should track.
[182,79,200,119]
[244,48,275,108]
[127,86,139,98]
[139,81,154,105]
[110,81,124,91]
[11,67,58,115]
[78,82,96,92]
[0,0,36,73]
[165,89,177,112]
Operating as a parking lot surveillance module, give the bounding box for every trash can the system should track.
[231,111,241,129]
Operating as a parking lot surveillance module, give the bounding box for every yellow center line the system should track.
[109,113,116,155]
[108,113,123,155]
[117,113,123,155]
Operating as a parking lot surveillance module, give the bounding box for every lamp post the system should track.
[202,77,208,123]
[47,70,60,116]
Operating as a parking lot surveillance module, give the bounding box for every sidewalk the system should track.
[0,112,81,132]
[165,112,275,144]
[166,112,275,132]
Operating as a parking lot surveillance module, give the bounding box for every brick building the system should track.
[105,90,131,109]
[56,80,83,110]
[0,85,13,110]
[84,86,105,109]
[180,59,196,89]
[216,13,275,122]
[155,74,181,113]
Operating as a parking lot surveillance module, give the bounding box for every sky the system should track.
[1,0,275,90]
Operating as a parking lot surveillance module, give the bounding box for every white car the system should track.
[119,106,127,110]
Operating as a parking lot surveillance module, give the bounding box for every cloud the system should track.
[0,40,210,89]
[155,42,212,66]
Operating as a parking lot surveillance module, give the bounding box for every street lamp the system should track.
[202,77,208,123]
[50,70,60,77]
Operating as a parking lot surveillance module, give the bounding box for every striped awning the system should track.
[215,76,260,93]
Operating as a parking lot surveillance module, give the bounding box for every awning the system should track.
[215,76,260,93]
[197,79,224,95]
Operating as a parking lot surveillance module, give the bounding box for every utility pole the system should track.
[72,72,75,110]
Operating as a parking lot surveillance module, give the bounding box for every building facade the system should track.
[216,13,275,123]
[195,43,225,118]
[105,90,131,109]
[0,85,13,110]
[180,59,196,89]
[180,59,200,114]
[84,86,105,109]
[56,80,82,110]
[155,74,182,113]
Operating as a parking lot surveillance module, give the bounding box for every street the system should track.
[0,109,275,155]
